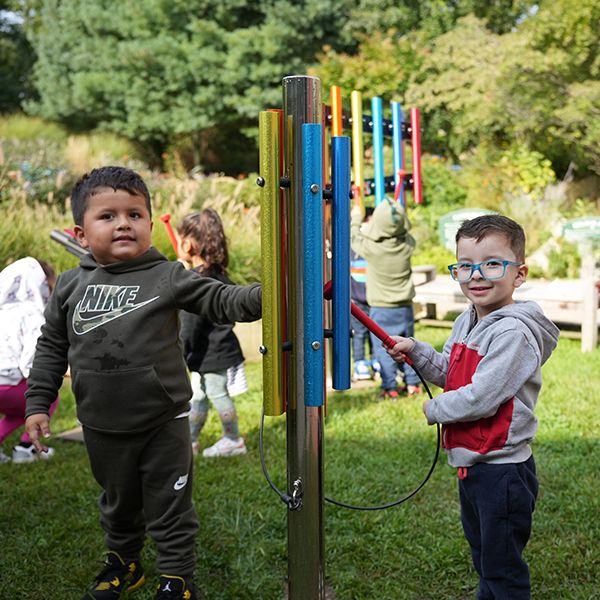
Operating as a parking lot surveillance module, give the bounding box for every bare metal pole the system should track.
[283,75,325,600]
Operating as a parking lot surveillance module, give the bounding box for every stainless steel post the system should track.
[282,75,325,600]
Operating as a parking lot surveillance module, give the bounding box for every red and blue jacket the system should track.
[408,302,558,467]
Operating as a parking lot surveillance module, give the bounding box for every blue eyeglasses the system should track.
[448,260,522,283]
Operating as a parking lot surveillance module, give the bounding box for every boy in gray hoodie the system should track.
[24,166,261,600]
[387,215,559,600]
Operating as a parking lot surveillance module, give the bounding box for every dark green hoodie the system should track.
[25,248,261,433]
[350,198,416,307]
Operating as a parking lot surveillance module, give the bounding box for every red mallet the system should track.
[159,213,178,254]
[394,169,407,203]
[323,281,411,364]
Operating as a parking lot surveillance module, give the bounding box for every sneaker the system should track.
[0,449,11,464]
[155,575,197,600]
[407,385,422,396]
[202,436,247,458]
[371,359,381,373]
[378,389,400,401]
[353,360,373,381]
[83,551,145,599]
[12,443,55,464]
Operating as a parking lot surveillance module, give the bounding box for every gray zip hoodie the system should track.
[408,301,559,467]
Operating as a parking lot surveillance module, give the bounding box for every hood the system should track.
[483,300,560,364]
[0,256,49,312]
[79,246,168,273]
[361,198,411,242]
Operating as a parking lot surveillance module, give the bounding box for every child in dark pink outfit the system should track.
[0,257,59,464]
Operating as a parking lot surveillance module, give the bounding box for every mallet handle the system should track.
[324,280,408,357]
[159,213,178,254]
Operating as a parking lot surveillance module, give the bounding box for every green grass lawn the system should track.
[0,326,598,599]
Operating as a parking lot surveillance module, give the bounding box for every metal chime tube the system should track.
[391,101,405,207]
[258,110,284,416]
[282,75,325,600]
[371,96,385,206]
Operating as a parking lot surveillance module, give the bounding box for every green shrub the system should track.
[413,243,455,273]
[420,155,467,210]
[546,240,581,279]
[460,143,556,209]
[63,132,146,175]
[0,146,75,209]
[0,113,67,142]
[0,199,79,273]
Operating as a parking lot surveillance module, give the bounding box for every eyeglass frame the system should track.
[447,259,523,282]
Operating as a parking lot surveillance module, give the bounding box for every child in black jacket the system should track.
[177,209,248,458]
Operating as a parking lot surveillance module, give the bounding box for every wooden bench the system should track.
[412,272,599,351]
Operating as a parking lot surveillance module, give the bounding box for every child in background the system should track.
[24,166,261,600]
[351,198,421,399]
[350,207,375,381]
[177,209,248,458]
[0,257,59,464]
[387,215,559,599]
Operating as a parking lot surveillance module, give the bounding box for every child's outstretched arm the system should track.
[25,413,52,454]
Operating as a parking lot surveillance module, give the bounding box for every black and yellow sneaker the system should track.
[154,575,197,600]
[83,550,145,599]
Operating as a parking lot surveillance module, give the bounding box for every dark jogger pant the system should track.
[83,417,198,578]
[459,456,538,600]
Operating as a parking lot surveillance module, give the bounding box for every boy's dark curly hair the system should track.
[177,208,229,274]
[70,166,152,226]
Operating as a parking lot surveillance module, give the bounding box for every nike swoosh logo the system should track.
[72,296,159,335]
[174,474,188,491]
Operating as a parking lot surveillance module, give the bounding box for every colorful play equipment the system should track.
[326,84,423,208]
[257,76,431,600]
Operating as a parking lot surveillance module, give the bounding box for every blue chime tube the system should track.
[302,123,324,407]
[391,101,405,207]
[331,135,351,391]
[371,96,385,205]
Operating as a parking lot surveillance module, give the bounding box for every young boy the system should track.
[351,198,421,398]
[24,166,262,600]
[387,215,559,599]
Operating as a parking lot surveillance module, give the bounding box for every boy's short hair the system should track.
[70,166,152,226]
[456,214,526,262]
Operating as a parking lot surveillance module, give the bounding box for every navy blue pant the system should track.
[369,305,419,388]
[459,457,538,600]
[351,299,372,362]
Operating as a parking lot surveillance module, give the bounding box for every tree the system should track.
[0,6,35,112]
[406,0,600,177]
[22,0,355,171]
[341,0,537,40]
[517,0,600,176]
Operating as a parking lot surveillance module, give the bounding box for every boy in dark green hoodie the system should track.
[350,198,420,399]
[24,166,261,600]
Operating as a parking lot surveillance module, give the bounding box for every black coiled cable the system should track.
[259,362,440,511]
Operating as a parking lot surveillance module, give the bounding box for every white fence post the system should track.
[580,241,598,352]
